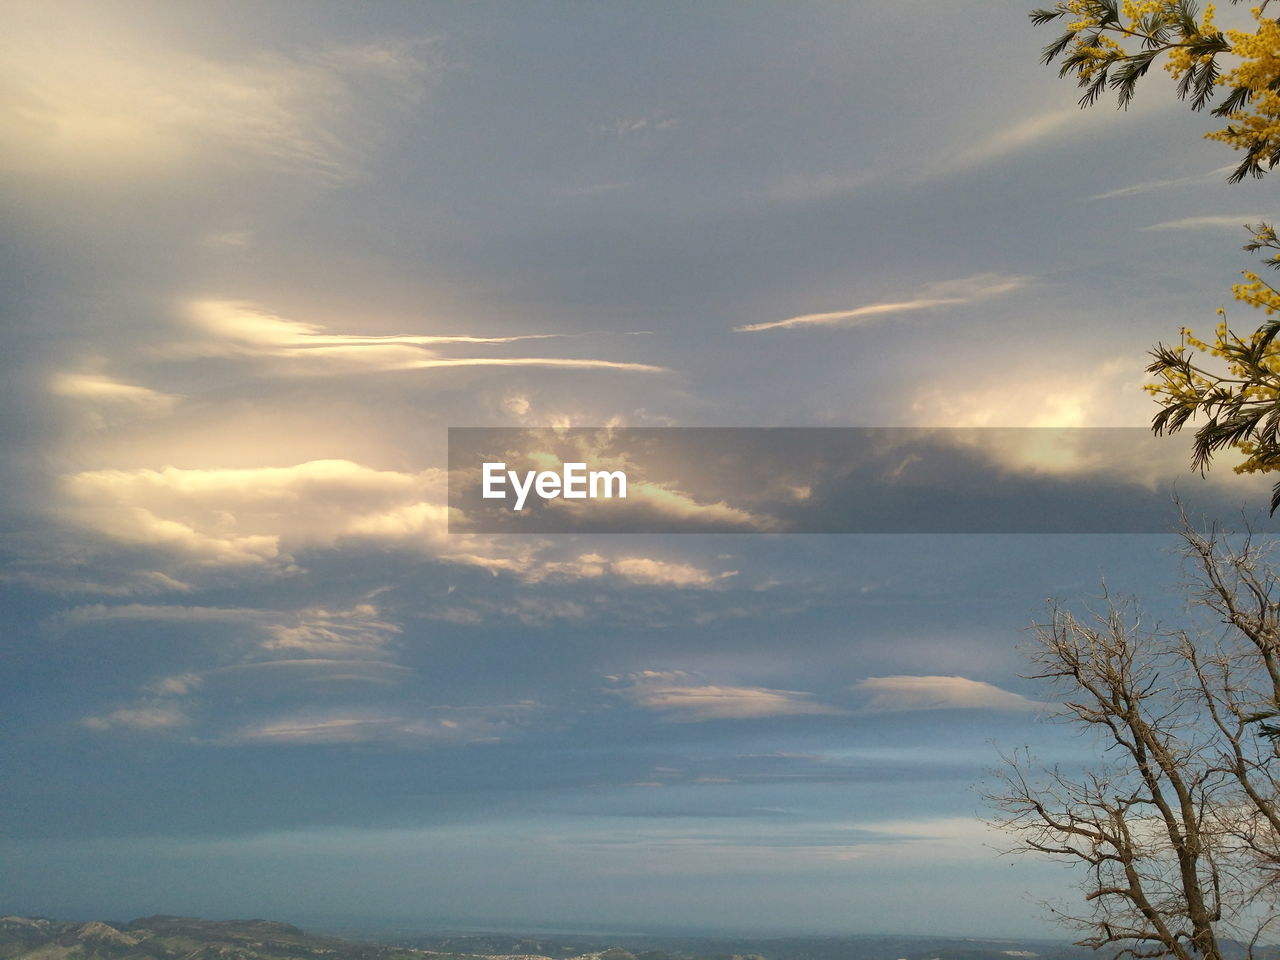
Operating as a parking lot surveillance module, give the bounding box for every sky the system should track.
[3,0,1280,940]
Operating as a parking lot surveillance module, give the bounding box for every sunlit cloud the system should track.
[57,458,741,588]
[49,372,179,409]
[503,553,736,588]
[615,481,769,528]
[909,356,1148,429]
[607,557,737,588]
[736,274,1025,332]
[618,670,845,722]
[904,356,1272,492]
[172,300,665,375]
[1,8,431,181]
[61,460,448,568]
[854,675,1039,713]
[49,373,180,428]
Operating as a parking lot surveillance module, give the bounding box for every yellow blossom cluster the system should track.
[1039,1,1280,176]
[1046,0,1219,78]
[1146,261,1280,474]
[1235,269,1280,313]
[1207,9,1280,165]
[1165,4,1219,77]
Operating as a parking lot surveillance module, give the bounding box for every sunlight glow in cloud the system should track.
[2,9,430,181]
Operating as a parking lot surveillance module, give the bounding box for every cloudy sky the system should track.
[3,0,1278,940]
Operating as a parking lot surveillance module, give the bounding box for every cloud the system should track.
[56,456,740,589]
[49,373,180,414]
[595,113,678,139]
[57,603,267,626]
[618,671,845,722]
[764,172,870,202]
[608,481,769,529]
[64,599,432,742]
[1,9,431,181]
[261,605,402,656]
[1087,165,1236,200]
[904,358,1270,492]
[208,659,415,689]
[1139,215,1267,232]
[854,675,1039,713]
[225,703,534,746]
[173,300,666,376]
[80,705,188,731]
[736,273,1025,332]
[61,459,448,568]
[0,569,196,598]
[909,356,1147,429]
[507,553,736,588]
[941,107,1084,172]
[607,557,737,588]
[146,673,203,696]
[58,600,403,659]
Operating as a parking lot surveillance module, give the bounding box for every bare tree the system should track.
[987,521,1280,960]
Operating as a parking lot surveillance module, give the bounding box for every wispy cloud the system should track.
[59,600,403,658]
[225,703,534,746]
[80,705,189,731]
[175,300,666,375]
[208,659,413,687]
[1139,214,1267,232]
[1088,165,1236,200]
[736,273,1025,333]
[49,373,179,411]
[49,372,181,429]
[607,557,737,588]
[618,670,844,722]
[940,107,1083,172]
[262,605,402,656]
[496,553,736,588]
[594,112,678,140]
[764,171,871,202]
[854,675,1039,713]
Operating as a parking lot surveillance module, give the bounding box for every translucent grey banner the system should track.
[447,427,1280,534]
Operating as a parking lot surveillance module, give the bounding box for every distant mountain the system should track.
[3,915,1272,960]
[0,916,484,960]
